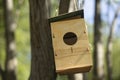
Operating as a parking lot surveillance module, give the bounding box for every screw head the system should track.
[87,48,89,51]
[84,30,86,33]
[55,53,57,56]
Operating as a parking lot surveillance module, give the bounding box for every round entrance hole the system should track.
[63,32,77,45]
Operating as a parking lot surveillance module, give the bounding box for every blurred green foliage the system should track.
[15,1,30,80]
[51,0,59,17]
[0,0,30,80]
[112,38,120,80]
[0,0,5,71]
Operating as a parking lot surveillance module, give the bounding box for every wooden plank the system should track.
[55,51,92,71]
[57,65,92,74]
[50,18,92,74]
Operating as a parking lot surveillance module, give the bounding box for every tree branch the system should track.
[106,6,120,80]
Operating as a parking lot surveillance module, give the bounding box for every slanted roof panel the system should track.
[49,10,84,22]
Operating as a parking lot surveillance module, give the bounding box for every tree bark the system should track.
[93,0,104,80]
[0,65,5,80]
[83,73,87,80]
[59,0,70,15]
[106,7,120,80]
[69,0,77,12]
[68,74,83,80]
[29,0,56,80]
[46,0,51,17]
[3,0,17,80]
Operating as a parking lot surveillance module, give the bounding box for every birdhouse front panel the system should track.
[49,10,92,74]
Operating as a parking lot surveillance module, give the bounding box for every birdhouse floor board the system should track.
[57,65,92,74]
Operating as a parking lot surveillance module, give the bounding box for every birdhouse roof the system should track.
[49,10,84,22]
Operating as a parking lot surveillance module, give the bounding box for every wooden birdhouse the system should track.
[49,10,92,74]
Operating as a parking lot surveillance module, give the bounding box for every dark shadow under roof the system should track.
[49,10,84,22]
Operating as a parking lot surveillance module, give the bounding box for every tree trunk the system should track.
[59,0,70,15]
[83,73,87,80]
[0,65,5,80]
[106,7,120,80]
[93,0,104,80]
[46,0,51,17]
[29,0,56,80]
[3,0,17,80]
[68,74,83,80]
[69,0,77,12]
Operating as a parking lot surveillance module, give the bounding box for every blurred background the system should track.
[0,0,120,80]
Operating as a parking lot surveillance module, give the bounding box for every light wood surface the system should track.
[50,18,92,74]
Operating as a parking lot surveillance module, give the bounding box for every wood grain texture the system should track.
[50,18,92,74]
[29,0,56,80]
[59,0,70,15]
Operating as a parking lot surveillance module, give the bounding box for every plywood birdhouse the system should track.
[49,10,92,74]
